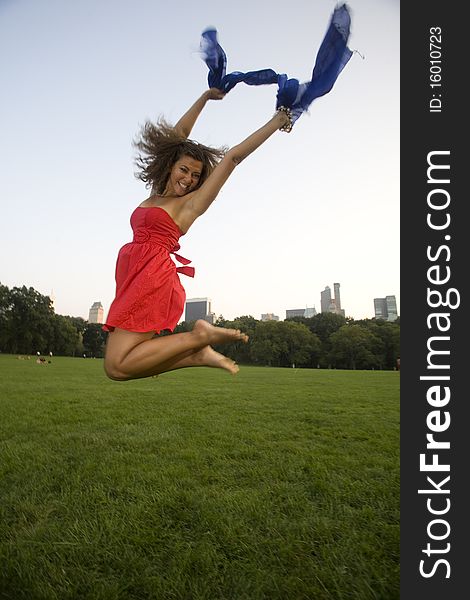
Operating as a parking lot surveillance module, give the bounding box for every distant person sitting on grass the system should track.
[102,6,352,382]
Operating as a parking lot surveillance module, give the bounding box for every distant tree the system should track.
[82,323,107,357]
[0,283,110,357]
[308,312,347,342]
[301,313,347,367]
[0,283,9,310]
[215,315,259,364]
[250,321,283,366]
[51,314,80,356]
[0,283,12,351]
[61,315,87,356]
[284,315,309,327]
[1,286,55,354]
[74,333,85,357]
[251,320,321,367]
[356,319,400,369]
[279,320,321,367]
[230,315,258,338]
[329,324,382,370]
[64,316,87,335]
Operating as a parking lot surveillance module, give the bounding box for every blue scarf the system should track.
[200,4,353,126]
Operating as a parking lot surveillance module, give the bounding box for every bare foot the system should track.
[194,345,240,374]
[192,319,249,346]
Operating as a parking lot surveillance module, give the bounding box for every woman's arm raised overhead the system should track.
[173,88,225,138]
[179,109,290,229]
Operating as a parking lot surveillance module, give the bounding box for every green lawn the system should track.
[0,354,399,600]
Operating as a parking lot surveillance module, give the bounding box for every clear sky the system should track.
[0,0,399,323]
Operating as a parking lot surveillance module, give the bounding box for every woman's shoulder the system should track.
[137,194,181,208]
[138,195,161,208]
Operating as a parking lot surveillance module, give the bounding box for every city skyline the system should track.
[77,287,399,325]
[179,284,399,323]
[80,283,399,323]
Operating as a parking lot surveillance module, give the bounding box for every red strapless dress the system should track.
[103,207,194,334]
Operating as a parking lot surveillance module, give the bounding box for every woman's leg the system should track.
[133,344,240,378]
[104,319,247,381]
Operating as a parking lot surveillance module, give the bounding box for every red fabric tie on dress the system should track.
[103,206,194,334]
[172,244,195,278]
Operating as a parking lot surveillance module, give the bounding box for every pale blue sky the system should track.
[0,0,399,322]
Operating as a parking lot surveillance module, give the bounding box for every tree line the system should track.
[0,284,399,369]
[0,284,107,358]
[172,313,399,370]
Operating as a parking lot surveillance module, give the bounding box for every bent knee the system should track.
[104,359,130,381]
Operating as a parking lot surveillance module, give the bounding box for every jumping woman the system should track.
[103,5,352,381]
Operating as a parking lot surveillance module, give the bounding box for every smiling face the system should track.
[164,155,203,197]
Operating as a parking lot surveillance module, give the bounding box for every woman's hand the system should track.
[205,88,226,101]
[174,89,226,137]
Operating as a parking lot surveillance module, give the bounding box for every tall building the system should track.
[286,307,317,320]
[320,286,332,313]
[321,284,345,317]
[185,298,215,324]
[374,295,398,321]
[261,313,279,321]
[334,283,341,313]
[286,309,305,319]
[88,301,104,324]
[386,295,398,321]
[374,298,387,319]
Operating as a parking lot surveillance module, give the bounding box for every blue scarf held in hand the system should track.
[200,4,353,127]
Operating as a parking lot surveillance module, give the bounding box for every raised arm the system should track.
[174,88,225,138]
[178,110,290,230]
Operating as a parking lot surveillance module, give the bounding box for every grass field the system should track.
[0,354,399,600]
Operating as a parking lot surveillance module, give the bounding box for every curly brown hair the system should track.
[133,118,226,194]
